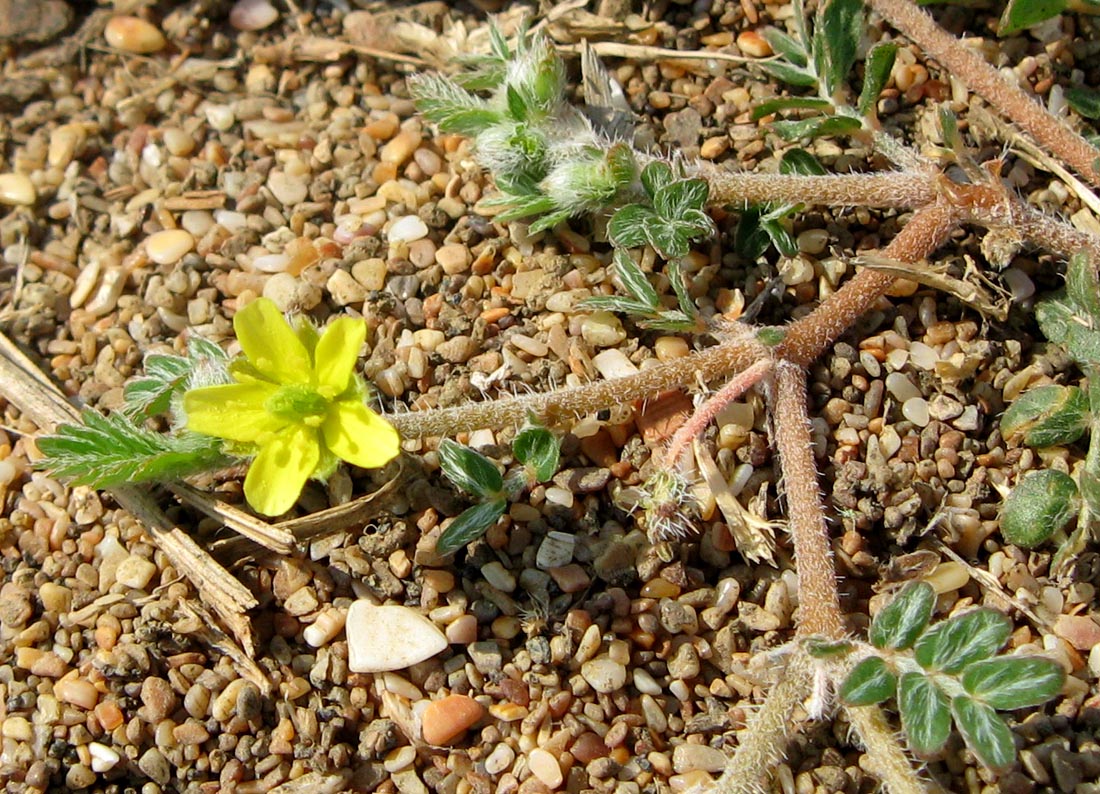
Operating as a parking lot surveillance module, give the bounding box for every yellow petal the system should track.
[244,425,320,516]
[234,298,312,385]
[313,317,365,394]
[322,400,400,469]
[184,383,283,442]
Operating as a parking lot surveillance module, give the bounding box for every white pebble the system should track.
[632,667,663,695]
[481,561,516,593]
[205,104,236,132]
[115,555,157,590]
[302,607,347,648]
[1003,267,1036,301]
[214,210,248,233]
[0,173,36,206]
[104,16,166,54]
[591,348,639,379]
[89,742,121,773]
[485,743,516,775]
[251,253,290,273]
[267,171,308,207]
[580,657,627,693]
[581,311,627,348]
[907,341,938,370]
[536,532,575,569]
[902,397,930,427]
[345,602,448,673]
[145,229,195,265]
[885,372,921,402]
[387,215,429,244]
[544,487,574,509]
[528,748,564,789]
[230,0,279,31]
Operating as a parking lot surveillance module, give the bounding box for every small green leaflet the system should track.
[870,581,935,651]
[858,42,898,116]
[960,656,1065,710]
[951,696,1016,770]
[436,499,507,555]
[898,672,951,755]
[513,424,560,483]
[438,439,503,499]
[839,656,897,706]
[913,609,1012,674]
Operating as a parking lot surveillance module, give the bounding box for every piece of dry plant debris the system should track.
[29,0,1100,791]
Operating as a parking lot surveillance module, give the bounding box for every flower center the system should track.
[267,384,329,422]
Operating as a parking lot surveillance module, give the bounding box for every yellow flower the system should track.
[184,298,399,516]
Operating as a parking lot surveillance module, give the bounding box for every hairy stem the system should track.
[710,661,814,794]
[777,203,959,366]
[845,705,936,794]
[662,358,773,468]
[868,0,1100,188]
[693,167,939,209]
[771,361,844,637]
[387,325,767,438]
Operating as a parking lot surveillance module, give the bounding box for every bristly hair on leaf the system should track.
[36,410,229,489]
[123,335,230,422]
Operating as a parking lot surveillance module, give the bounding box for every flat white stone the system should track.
[346,602,448,673]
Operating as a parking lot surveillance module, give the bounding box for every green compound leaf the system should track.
[436,499,508,556]
[858,41,898,116]
[898,672,952,756]
[438,439,504,499]
[513,425,560,484]
[951,695,1017,770]
[526,209,572,234]
[1001,385,1088,447]
[840,656,897,706]
[815,0,864,97]
[1000,468,1079,548]
[870,581,936,651]
[998,0,1067,36]
[37,410,227,488]
[914,609,1012,674]
[961,656,1065,710]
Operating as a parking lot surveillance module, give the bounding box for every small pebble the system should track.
[672,743,728,773]
[482,561,517,592]
[88,742,121,773]
[388,215,429,243]
[230,0,279,31]
[345,601,448,672]
[536,532,575,569]
[420,694,485,745]
[268,171,308,206]
[581,311,627,348]
[146,229,195,266]
[0,173,36,206]
[528,747,564,788]
[580,657,627,693]
[115,554,157,590]
[104,16,166,53]
[901,397,930,427]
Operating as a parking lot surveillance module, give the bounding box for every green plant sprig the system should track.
[435,422,562,555]
[827,581,1065,770]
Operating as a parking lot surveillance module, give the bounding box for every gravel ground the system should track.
[1,1,1099,794]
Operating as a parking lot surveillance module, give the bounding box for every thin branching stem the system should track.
[387,325,767,438]
[662,358,773,468]
[778,204,960,366]
[868,0,1100,188]
[694,167,939,209]
[771,361,844,637]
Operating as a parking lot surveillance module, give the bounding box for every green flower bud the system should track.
[1000,468,1078,548]
[1001,385,1088,448]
